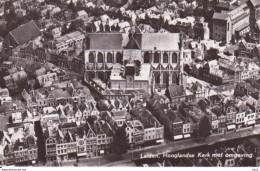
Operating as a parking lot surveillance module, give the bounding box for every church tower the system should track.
[178,32,184,86]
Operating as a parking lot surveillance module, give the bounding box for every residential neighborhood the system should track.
[0,0,259,168]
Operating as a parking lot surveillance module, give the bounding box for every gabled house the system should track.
[4,20,41,49]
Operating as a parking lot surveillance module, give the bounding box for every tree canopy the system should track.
[34,121,46,163]
[198,115,211,140]
[113,124,128,158]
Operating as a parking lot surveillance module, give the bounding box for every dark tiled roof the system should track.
[125,37,140,49]
[9,20,41,45]
[169,85,185,97]
[211,106,224,117]
[165,110,182,123]
[248,136,260,147]
[87,33,123,50]
[247,0,260,7]
[125,65,135,75]
[13,140,28,151]
[62,122,77,129]
[131,108,160,128]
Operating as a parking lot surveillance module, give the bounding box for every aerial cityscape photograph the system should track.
[0,0,259,168]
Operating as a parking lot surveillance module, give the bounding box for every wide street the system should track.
[60,124,260,167]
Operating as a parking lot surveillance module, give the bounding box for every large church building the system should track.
[84,29,182,93]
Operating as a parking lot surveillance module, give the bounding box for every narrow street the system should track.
[60,124,260,167]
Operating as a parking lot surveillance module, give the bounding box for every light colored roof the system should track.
[100,14,110,22]
[256,20,260,31]
[140,33,179,51]
[86,2,96,8]
[43,106,57,114]
[213,12,228,20]
[77,10,87,17]
[52,89,70,98]
[35,67,46,76]
[55,31,84,45]
[12,70,28,80]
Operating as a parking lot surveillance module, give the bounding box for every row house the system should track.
[13,135,38,165]
[47,31,85,54]
[28,84,94,109]
[131,108,164,145]
[19,46,49,63]
[45,137,57,162]
[0,88,12,105]
[168,85,187,104]
[188,62,232,86]
[199,62,234,85]
[151,100,184,140]
[199,97,234,133]
[210,106,227,134]
[243,79,260,123]
[125,120,144,148]
[234,82,259,100]
[89,119,115,155]
[235,101,256,127]
[3,70,28,91]
[4,144,15,166]
[188,81,208,101]
[147,98,187,140]
[238,40,259,58]
[221,99,236,130]
[240,62,260,81]
[45,121,98,161]
[55,130,77,161]
[99,110,145,148]
[50,51,81,72]
[235,104,246,129]
[76,135,86,158]
[179,103,206,134]
[36,72,59,87]
[84,122,98,158]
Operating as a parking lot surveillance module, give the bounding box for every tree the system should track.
[61,24,68,35]
[34,121,46,163]
[46,10,51,20]
[68,0,76,12]
[8,116,12,124]
[203,0,209,15]
[113,124,128,158]
[6,7,17,21]
[198,116,212,141]
[27,10,41,21]
[76,0,83,7]
[206,48,219,60]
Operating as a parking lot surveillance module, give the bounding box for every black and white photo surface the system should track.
[0,0,259,168]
